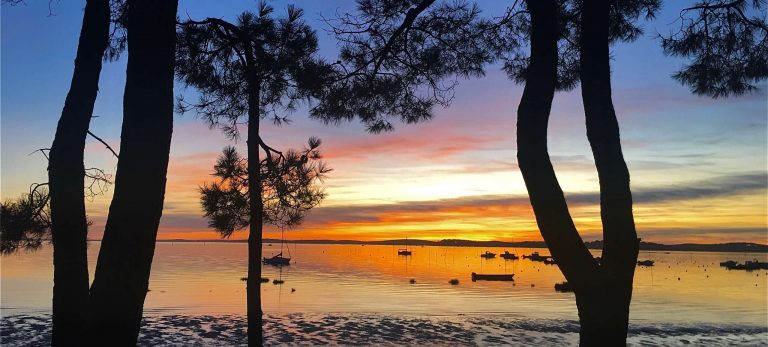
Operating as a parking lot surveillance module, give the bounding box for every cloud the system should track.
[630,172,767,204]
[297,171,767,230]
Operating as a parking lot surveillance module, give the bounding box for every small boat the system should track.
[719,260,737,268]
[263,252,291,266]
[471,272,514,282]
[397,235,412,256]
[744,259,768,270]
[554,281,573,292]
[637,260,654,267]
[480,251,497,259]
[543,258,557,265]
[500,251,519,260]
[523,252,552,262]
[720,259,768,271]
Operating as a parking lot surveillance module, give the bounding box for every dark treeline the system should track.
[1,0,765,346]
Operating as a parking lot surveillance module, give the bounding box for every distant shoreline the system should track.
[128,238,768,253]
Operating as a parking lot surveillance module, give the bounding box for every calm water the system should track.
[2,241,767,328]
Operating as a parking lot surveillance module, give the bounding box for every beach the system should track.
[2,242,767,345]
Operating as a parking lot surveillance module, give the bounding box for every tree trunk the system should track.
[578,0,639,344]
[516,0,638,344]
[245,53,264,347]
[574,282,634,346]
[87,0,178,345]
[517,0,598,284]
[47,1,110,345]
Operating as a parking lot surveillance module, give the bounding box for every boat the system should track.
[725,259,768,270]
[523,252,552,262]
[397,235,412,256]
[480,251,497,259]
[554,281,574,292]
[719,260,737,268]
[500,251,519,260]
[263,252,290,266]
[543,258,557,265]
[745,259,768,270]
[471,272,514,282]
[637,260,654,267]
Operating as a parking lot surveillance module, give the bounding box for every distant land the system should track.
[151,238,768,253]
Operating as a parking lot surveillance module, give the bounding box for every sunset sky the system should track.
[1,1,766,244]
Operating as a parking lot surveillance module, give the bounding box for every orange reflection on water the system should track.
[1,242,766,327]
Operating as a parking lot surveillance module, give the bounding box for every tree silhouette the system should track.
[660,0,767,97]
[200,142,328,236]
[516,0,658,344]
[176,3,330,344]
[1,184,51,254]
[87,0,178,344]
[36,0,111,343]
[312,0,517,132]
[0,1,125,342]
[0,167,111,257]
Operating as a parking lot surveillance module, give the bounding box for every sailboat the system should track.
[397,235,412,256]
[263,229,291,266]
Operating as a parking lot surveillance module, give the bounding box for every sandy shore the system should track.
[2,313,766,346]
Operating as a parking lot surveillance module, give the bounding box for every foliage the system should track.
[501,0,660,90]
[104,0,128,61]
[660,0,767,97]
[176,2,333,139]
[177,3,333,238]
[0,147,111,254]
[1,185,50,254]
[200,138,331,236]
[312,0,520,133]
[311,0,661,127]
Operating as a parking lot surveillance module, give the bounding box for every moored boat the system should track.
[523,252,552,262]
[720,259,763,270]
[263,252,291,266]
[637,260,654,267]
[397,235,413,256]
[719,260,737,268]
[471,272,514,282]
[500,251,518,260]
[480,251,497,259]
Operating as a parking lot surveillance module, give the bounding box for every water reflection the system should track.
[1,242,766,327]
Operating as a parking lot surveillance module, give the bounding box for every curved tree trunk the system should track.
[47,1,110,345]
[577,0,639,344]
[87,0,178,344]
[517,0,597,283]
[517,0,637,345]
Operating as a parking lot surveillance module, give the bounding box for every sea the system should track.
[2,242,767,346]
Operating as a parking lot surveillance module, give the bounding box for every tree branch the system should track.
[87,130,119,158]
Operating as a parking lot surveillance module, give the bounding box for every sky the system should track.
[1,1,766,244]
